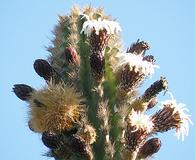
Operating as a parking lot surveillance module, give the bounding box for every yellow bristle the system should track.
[28,82,85,133]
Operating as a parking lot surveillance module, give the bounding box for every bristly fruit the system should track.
[137,138,161,159]
[13,84,34,101]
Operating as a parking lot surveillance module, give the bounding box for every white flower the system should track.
[160,92,193,141]
[128,109,154,133]
[80,17,122,36]
[115,52,159,77]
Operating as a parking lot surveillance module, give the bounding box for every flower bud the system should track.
[42,131,62,149]
[63,47,80,65]
[142,77,168,102]
[137,138,161,159]
[13,84,34,101]
[34,59,54,81]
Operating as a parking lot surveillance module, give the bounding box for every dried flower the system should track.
[152,93,193,141]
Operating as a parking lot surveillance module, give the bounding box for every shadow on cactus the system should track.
[13,6,192,160]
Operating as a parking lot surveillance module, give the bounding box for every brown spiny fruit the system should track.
[142,77,168,102]
[13,84,34,101]
[42,131,62,149]
[137,138,161,159]
[90,52,105,81]
[127,39,150,55]
[33,59,54,81]
[63,47,80,65]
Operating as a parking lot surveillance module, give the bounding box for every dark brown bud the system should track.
[63,47,80,65]
[42,131,62,149]
[138,138,161,159]
[125,125,149,152]
[13,84,34,101]
[33,59,54,81]
[127,39,150,56]
[142,77,168,102]
[70,135,88,154]
[90,52,105,81]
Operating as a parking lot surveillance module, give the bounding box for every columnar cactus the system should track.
[13,6,192,160]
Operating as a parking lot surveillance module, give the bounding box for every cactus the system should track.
[13,6,192,160]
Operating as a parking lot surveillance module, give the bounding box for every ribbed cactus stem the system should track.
[77,16,105,160]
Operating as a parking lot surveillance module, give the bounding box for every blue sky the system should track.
[1,0,195,159]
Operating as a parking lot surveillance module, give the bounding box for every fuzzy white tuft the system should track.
[115,52,159,77]
[80,18,122,36]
